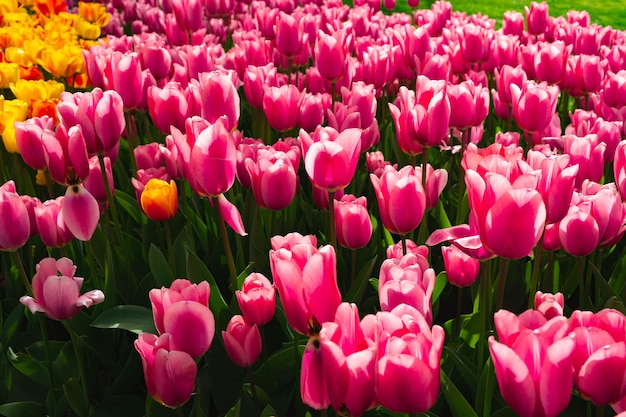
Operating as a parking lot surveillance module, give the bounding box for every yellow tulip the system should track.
[0,97,28,153]
[78,2,110,27]
[10,79,64,102]
[140,179,179,222]
[0,62,19,89]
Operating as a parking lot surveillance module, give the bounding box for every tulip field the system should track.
[3,0,626,415]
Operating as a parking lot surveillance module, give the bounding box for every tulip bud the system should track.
[140,178,178,221]
[222,315,262,368]
[235,273,276,325]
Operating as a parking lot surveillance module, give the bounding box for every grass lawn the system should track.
[413,0,626,29]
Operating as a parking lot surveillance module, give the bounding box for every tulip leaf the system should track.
[6,347,51,388]
[149,244,175,287]
[185,249,231,330]
[589,262,626,313]
[224,399,241,417]
[260,405,278,417]
[0,401,45,417]
[90,305,156,335]
[475,358,496,417]
[441,369,478,417]
[443,346,478,397]
[2,304,24,347]
[115,190,147,226]
[432,272,448,304]
[459,313,480,348]
[345,255,378,304]
[433,198,452,229]
[64,377,90,417]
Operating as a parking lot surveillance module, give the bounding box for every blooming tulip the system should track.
[20,257,104,321]
[34,197,73,248]
[334,194,372,250]
[370,165,426,236]
[269,233,341,335]
[263,84,302,132]
[134,333,197,408]
[140,178,178,221]
[0,181,30,251]
[163,300,215,358]
[442,245,480,287]
[222,315,262,368]
[149,279,210,334]
[510,82,560,134]
[235,273,276,325]
[525,1,549,36]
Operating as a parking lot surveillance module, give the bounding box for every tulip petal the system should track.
[62,184,100,241]
[217,194,247,236]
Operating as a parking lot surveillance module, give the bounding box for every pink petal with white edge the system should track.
[216,194,247,236]
[76,290,105,308]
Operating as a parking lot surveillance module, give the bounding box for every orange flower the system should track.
[140,179,179,221]
[34,0,66,16]
[30,98,58,122]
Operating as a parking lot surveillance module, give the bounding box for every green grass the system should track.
[413,0,626,29]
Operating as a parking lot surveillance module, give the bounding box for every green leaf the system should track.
[589,262,626,313]
[149,244,174,287]
[115,190,146,225]
[63,377,89,417]
[90,305,156,335]
[2,304,24,347]
[345,255,378,304]
[185,249,231,330]
[441,369,478,417]
[432,272,448,305]
[6,347,51,388]
[260,405,278,417]
[0,401,46,417]
[432,198,452,229]
[443,346,478,397]
[224,399,241,417]
[476,358,496,417]
[91,395,145,417]
[459,313,481,349]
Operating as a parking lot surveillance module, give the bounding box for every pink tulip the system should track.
[442,245,480,287]
[489,316,575,417]
[525,1,549,36]
[194,70,240,132]
[61,184,100,242]
[163,300,215,358]
[528,152,578,223]
[171,0,203,33]
[269,233,341,335]
[0,182,30,251]
[375,310,444,413]
[502,11,525,36]
[534,41,569,85]
[149,279,210,334]
[386,239,429,260]
[314,29,348,82]
[20,257,104,321]
[562,134,606,188]
[235,273,276,325]
[245,153,297,210]
[459,24,490,65]
[109,52,144,110]
[46,124,90,186]
[14,116,54,170]
[83,156,114,203]
[378,253,435,324]
[510,82,560,134]
[147,83,193,134]
[334,194,372,250]
[576,337,626,405]
[222,315,262,368]
[134,333,197,408]
[300,126,362,192]
[263,84,302,132]
[243,63,280,110]
[34,197,73,248]
[447,79,489,132]
[370,165,426,236]
[534,291,564,320]
[558,209,600,257]
[275,11,302,57]
[465,169,546,259]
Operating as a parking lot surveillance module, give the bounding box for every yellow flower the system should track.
[140,179,179,221]
[0,62,20,89]
[0,0,19,15]
[78,2,110,27]
[10,79,65,102]
[37,45,84,79]
[75,18,101,40]
[5,47,36,66]
[0,97,29,153]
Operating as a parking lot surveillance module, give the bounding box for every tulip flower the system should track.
[149,279,210,334]
[370,165,426,236]
[0,181,31,251]
[489,316,575,417]
[19,257,104,321]
[222,315,262,368]
[263,84,302,133]
[334,194,372,250]
[162,300,215,358]
[525,1,549,36]
[269,233,341,335]
[235,273,276,326]
[275,11,302,58]
[442,245,480,287]
[534,41,569,85]
[140,178,178,222]
[510,82,560,134]
[134,333,197,408]
[147,83,193,134]
[34,197,73,248]
[300,126,362,192]
[314,29,348,82]
[534,292,564,320]
[194,70,240,132]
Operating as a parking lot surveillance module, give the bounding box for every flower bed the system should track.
[1,0,626,416]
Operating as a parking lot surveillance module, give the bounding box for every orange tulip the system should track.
[140,179,178,221]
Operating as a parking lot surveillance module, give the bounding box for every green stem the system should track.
[260,324,268,364]
[401,235,407,256]
[64,321,90,410]
[246,366,261,414]
[455,286,463,336]
[528,236,544,308]
[124,112,138,174]
[478,260,490,368]
[98,154,124,248]
[350,249,356,284]
[495,257,510,311]
[328,191,336,249]
[578,256,585,309]
[212,196,238,291]
[163,220,175,272]
[11,251,33,296]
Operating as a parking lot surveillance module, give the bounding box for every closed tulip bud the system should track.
[442,245,480,287]
[525,1,549,36]
[134,333,197,408]
[35,197,73,248]
[19,257,104,320]
[263,84,302,133]
[236,273,276,325]
[315,29,348,82]
[149,279,210,334]
[83,156,114,203]
[275,11,302,57]
[140,178,178,221]
[334,194,372,249]
[534,291,564,320]
[0,182,30,251]
[222,315,262,368]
